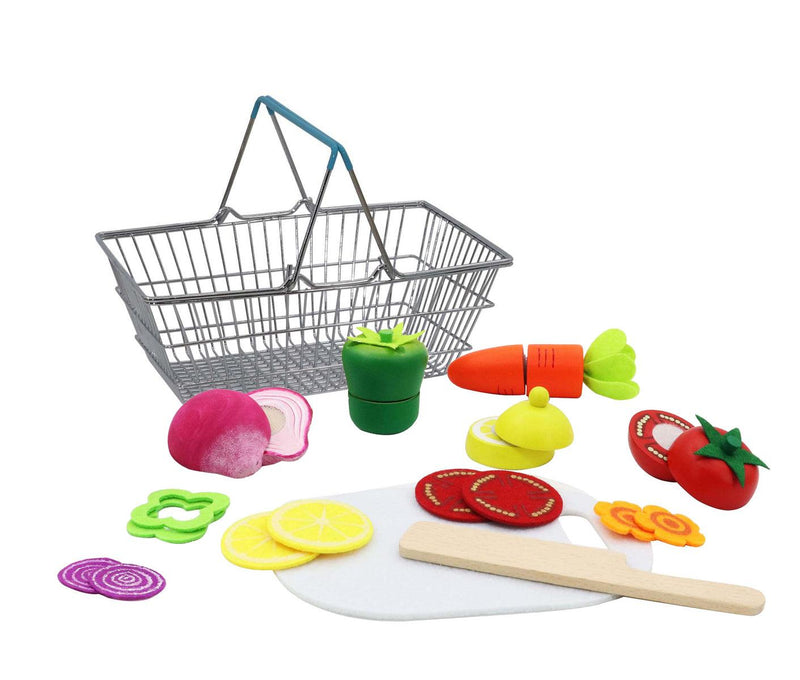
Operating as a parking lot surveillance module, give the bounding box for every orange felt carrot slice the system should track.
[446,345,526,395]
[633,506,705,547]
[526,344,584,398]
[594,501,656,542]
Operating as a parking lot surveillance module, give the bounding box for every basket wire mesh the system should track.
[96,97,512,401]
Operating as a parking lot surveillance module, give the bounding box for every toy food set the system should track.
[342,324,427,434]
[95,96,512,402]
[629,410,768,509]
[449,328,639,399]
[80,95,766,619]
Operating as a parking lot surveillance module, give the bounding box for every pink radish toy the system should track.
[168,389,271,478]
[248,388,313,464]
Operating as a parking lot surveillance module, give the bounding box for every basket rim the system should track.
[96,199,513,305]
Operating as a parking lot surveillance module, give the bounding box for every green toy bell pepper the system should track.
[342,324,428,434]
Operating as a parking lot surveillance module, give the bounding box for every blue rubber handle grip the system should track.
[252,96,353,171]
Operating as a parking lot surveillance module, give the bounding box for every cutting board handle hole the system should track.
[559,516,608,550]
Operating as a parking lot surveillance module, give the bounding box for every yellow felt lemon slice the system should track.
[221,512,318,570]
[466,416,555,470]
[266,500,374,554]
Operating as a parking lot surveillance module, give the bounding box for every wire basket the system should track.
[96,97,512,401]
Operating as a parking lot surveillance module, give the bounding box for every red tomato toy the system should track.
[628,409,693,482]
[666,416,768,510]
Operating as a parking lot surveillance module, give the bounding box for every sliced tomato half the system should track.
[628,410,693,482]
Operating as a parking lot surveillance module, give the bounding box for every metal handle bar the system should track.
[253,96,353,171]
[218,96,397,290]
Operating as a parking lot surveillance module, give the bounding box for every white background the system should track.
[2,1,798,678]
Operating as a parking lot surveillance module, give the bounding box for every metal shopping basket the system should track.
[96,96,513,401]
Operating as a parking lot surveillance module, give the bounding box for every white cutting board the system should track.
[274,480,653,620]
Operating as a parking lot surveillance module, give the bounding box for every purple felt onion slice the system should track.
[57,558,121,594]
[88,563,166,601]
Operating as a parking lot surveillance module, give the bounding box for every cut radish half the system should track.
[248,388,312,464]
[168,389,271,479]
[628,410,693,482]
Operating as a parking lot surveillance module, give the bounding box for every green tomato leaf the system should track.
[740,448,769,470]
[696,415,726,447]
[693,441,748,486]
[692,416,769,487]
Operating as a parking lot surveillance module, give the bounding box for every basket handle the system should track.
[252,96,353,172]
[219,96,398,287]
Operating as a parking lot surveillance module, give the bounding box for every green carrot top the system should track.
[582,328,640,400]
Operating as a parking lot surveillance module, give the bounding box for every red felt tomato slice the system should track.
[628,410,693,482]
[667,426,760,510]
[414,469,485,523]
[461,470,563,527]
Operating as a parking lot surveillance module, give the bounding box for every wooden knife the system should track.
[399,521,764,615]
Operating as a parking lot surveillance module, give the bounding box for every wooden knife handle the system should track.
[399,522,764,616]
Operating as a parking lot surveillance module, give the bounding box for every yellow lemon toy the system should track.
[221,512,318,570]
[466,416,555,470]
[495,386,574,454]
[267,500,374,554]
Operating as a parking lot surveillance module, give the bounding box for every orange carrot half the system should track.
[526,344,584,398]
[446,345,526,395]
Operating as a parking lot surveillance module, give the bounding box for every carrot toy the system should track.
[448,329,639,400]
